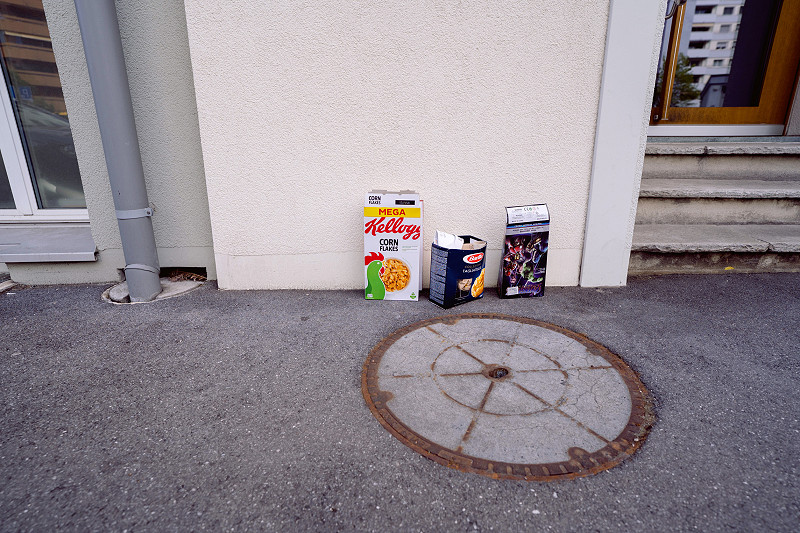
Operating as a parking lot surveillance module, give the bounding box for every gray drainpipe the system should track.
[74,0,161,302]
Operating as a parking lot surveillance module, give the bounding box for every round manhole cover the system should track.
[362,314,653,481]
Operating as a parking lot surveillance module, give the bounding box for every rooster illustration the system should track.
[365,251,385,299]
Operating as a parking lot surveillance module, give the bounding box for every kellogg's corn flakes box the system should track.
[364,190,423,301]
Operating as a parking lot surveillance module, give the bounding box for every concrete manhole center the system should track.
[362,314,653,481]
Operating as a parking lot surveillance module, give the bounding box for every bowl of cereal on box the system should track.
[380,258,411,292]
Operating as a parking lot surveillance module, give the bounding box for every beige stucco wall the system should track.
[11,0,215,284]
[185,1,610,289]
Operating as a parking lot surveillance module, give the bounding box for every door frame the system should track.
[651,0,800,129]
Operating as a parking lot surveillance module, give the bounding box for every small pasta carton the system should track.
[429,232,487,309]
[364,190,423,301]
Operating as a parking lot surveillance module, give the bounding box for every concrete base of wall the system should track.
[7,246,216,285]
[629,251,800,275]
[214,248,581,291]
[7,253,123,285]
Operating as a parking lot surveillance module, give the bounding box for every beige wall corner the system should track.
[185,1,610,289]
[40,0,215,281]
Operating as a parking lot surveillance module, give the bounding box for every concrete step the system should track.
[639,178,800,198]
[637,198,800,225]
[629,224,800,275]
[631,224,800,253]
[643,142,800,181]
[646,142,800,156]
[633,143,800,274]
[636,178,800,224]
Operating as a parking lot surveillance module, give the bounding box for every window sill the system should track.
[0,223,97,262]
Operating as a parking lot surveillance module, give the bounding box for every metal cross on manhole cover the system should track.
[362,314,653,481]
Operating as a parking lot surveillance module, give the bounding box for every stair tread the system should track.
[646,142,800,156]
[639,178,800,198]
[632,224,800,253]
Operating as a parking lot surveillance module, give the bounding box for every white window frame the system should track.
[0,64,88,223]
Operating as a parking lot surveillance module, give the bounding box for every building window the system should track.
[713,59,724,67]
[719,24,732,33]
[693,25,712,32]
[722,7,735,16]
[695,6,713,15]
[716,42,727,49]
[688,40,708,49]
[0,0,85,216]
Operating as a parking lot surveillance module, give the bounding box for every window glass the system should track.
[0,152,14,209]
[0,0,85,209]
[654,0,781,109]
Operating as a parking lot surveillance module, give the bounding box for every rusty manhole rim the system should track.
[361,313,655,482]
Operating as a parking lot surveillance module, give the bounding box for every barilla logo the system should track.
[464,253,484,264]
[364,217,421,240]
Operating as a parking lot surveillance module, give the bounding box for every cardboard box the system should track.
[364,191,423,301]
[498,204,549,298]
[429,235,487,309]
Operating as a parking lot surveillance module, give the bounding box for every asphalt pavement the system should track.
[1,273,798,532]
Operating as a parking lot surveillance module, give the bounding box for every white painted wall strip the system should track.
[580,0,668,287]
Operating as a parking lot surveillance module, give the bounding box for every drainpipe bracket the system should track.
[125,263,160,274]
[116,207,153,220]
